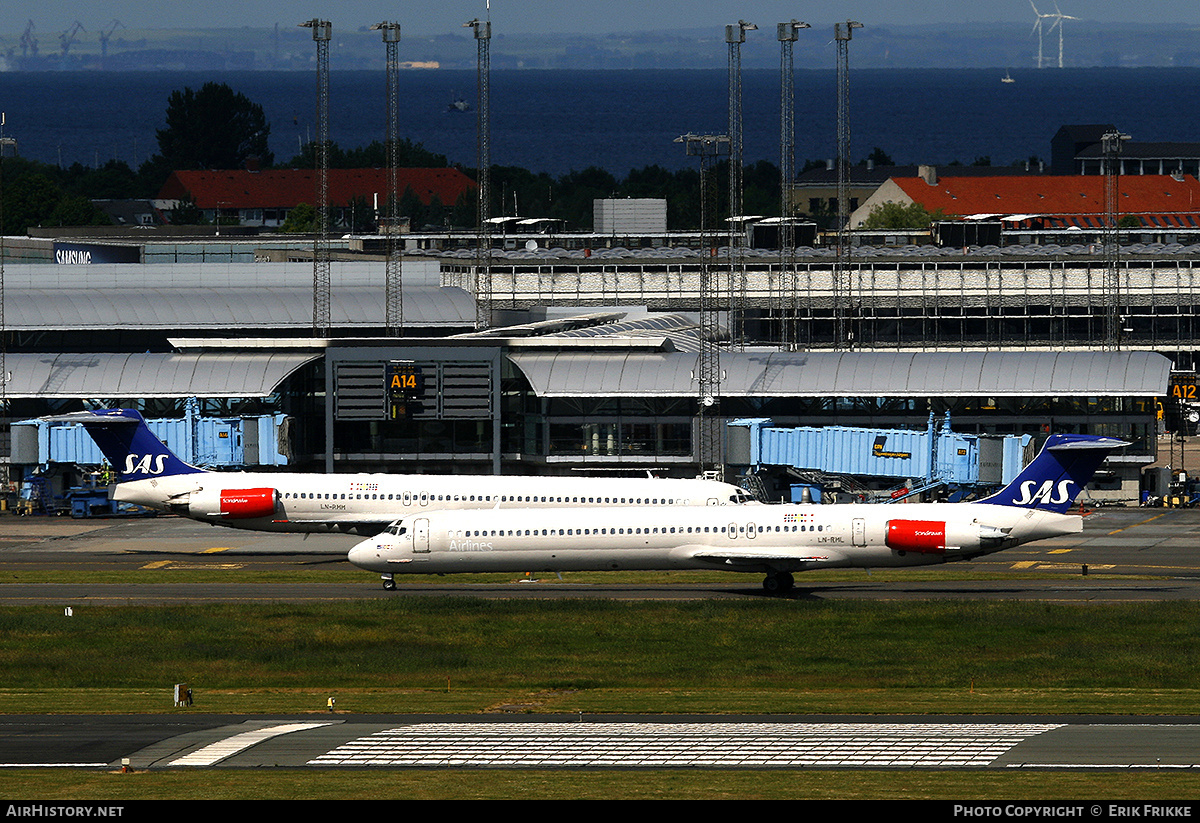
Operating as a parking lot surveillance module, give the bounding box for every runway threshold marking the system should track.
[1108,513,1168,535]
[169,722,337,766]
[308,722,1064,769]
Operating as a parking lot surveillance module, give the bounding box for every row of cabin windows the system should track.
[282,491,678,504]
[448,524,825,538]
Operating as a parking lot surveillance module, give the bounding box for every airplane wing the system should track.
[269,518,388,536]
[683,545,851,571]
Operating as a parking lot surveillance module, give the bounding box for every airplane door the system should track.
[746,522,757,540]
[728,522,738,540]
[708,498,720,506]
[413,518,431,553]
[852,518,866,547]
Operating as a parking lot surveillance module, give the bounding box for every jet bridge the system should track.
[728,416,1030,503]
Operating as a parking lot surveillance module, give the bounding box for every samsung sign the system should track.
[53,242,141,265]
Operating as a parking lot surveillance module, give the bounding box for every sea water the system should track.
[0,66,1198,177]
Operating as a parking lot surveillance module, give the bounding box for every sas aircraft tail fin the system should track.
[46,408,205,482]
[977,433,1128,514]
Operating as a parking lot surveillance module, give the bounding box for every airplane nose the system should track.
[347,540,377,569]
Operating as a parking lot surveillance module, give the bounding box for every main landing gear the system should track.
[762,571,794,594]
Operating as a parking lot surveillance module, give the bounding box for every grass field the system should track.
[7,769,1200,801]
[3,596,1199,799]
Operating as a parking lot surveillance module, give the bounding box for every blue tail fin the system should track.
[978,433,1128,514]
[48,409,204,481]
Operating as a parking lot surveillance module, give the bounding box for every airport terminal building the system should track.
[0,230,1178,504]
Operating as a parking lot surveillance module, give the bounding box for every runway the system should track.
[3,507,1200,776]
[5,714,1200,770]
[1,506,1200,603]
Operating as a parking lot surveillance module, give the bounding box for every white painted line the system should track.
[0,763,108,768]
[1008,763,1199,769]
[170,722,335,766]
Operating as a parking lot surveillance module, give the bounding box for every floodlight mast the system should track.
[834,21,862,350]
[778,20,809,351]
[465,16,493,330]
[677,133,731,478]
[726,21,755,352]
[300,19,332,338]
[372,21,403,336]
[1102,130,1129,350]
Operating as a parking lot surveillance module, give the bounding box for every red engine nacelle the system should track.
[218,488,278,520]
[886,519,948,554]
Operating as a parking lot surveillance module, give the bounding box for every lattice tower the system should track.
[778,21,808,351]
[302,19,332,337]
[679,133,730,478]
[374,22,403,335]
[725,21,754,351]
[1103,130,1129,350]
[834,21,861,349]
[467,17,492,330]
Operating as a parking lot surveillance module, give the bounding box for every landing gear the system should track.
[762,571,794,594]
[382,574,396,591]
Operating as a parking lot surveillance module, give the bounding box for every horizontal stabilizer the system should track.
[42,411,142,425]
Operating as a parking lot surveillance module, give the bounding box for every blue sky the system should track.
[6,1,1200,37]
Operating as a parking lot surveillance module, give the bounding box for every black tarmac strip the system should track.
[1,506,1200,602]
[3,508,1200,774]
[5,713,1200,771]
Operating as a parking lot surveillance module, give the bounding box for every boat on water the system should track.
[1001,70,1015,84]
[448,94,471,112]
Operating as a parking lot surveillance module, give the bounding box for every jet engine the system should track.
[182,487,279,520]
[885,519,1007,555]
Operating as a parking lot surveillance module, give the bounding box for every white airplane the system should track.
[54,408,755,536]
[349,433,1126,592]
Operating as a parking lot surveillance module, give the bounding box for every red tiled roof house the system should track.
[156,168,477,229]
[851,171,1200,231]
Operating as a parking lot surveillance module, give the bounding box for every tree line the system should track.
[1,81,992,235]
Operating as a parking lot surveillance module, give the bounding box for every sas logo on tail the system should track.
[1011,479,1075,507]
[123,454,169,475]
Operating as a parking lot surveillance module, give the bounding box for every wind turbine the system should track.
[1029,1,1052,68]
[1047,2,1078,68]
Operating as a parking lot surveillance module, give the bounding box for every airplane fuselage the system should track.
[347,500,1082,576]
[111,471,753,535]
